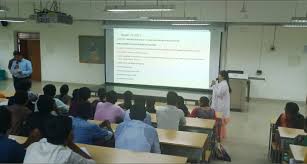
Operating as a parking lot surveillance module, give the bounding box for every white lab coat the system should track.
[211,80,230,118]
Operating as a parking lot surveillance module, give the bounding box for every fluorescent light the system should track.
[105,5,175,12]
[283,24,307,28]
[172,23,210,26]
[149,17,197,22]
[291,17,307,23]
[0,17,26,22]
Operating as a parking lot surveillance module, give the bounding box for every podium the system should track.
[229,73,250,112]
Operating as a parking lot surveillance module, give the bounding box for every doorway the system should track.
[17,32,41,81]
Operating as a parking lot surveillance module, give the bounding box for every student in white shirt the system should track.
[156,91,186,130]
[24,116,95,164]
[211,70,231,140]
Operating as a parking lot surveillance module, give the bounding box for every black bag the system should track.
[213,142,231,162]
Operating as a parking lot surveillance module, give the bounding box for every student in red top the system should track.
[190,96,215,119]
[275,102,304,129]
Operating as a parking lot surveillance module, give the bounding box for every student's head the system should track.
[123,91,133,103]
[14,51,23,61]
[13,50,18,58]
[16,79,32,91]
[106,90,118,104]
[177,96,185,106]
[97,88,106,101]
[130,96,146,121]
[43,84,56,97]
[76,103,92,120]
[285,102,299,120]
[218,70,232,93]
[78,87,91,101]
[60,84,69,96]
[0,106,11,134]
[72,89,79,101]
[146,97,156,108]
[37,95,55,115]
[45,116,72,145]
[199,96,210,107]
[167,91,178,106]
[14,90,29,105]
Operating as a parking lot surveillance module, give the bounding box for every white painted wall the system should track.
[225,25,307,101]
[0,21,105,84]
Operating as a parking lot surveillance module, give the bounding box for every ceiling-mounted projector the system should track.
[30,10,73,25]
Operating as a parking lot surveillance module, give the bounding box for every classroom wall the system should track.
[0,21,105,84]
[225,25,307,101]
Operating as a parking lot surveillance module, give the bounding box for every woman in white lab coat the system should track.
[211,70,231,140]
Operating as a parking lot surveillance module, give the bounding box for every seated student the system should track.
[146,97,156,113]
[190,96,215,119]
[23,95,56,138]
[0,107,38,163]
[91,88,106,114]
[118,91,133,111]
[69,89,79,117]
[115,101,161,153]
[8,79,37,112]
[23,116,95,164]
[74,87,94,119]
[43,84,69,116]
[72,102,113,145]
[177,96,190,117]
[94,91,125,123]
[275,102,305,129]
[7,91,32,135]
[156,91,186,130]
[55,84,72,105]
[124,96,152,125]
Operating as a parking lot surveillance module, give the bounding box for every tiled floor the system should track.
[1,79,306,164]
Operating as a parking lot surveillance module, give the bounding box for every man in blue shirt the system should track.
[10,51,32,90]
[115,96,161,153]
[72,102,113,145]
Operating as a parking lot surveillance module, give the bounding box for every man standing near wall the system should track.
[10,51,32,90]
[8,51,17,71]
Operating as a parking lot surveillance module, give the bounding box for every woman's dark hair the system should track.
[14,90,29,105]
[76,102,92,120]
[72,89,79,101]
[146,97,156,113]
[123,91,133,109]
[37,95,55,114]
[176,96,189,117]
[106,91,118,104]
[78,87,91,101]
[43,84,57,97]
[60,84,69,97]
[0,106,11,134]
[285,102,299,115]
[98,88,106,101]
[219,70,232,93]
[199,96,210,107]
[130,96,146,121]
[45,116,72,145]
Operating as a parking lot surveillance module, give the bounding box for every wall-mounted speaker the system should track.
[1,21,9,27]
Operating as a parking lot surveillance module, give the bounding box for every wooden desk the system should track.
[9,135,187,163]
[0,91,14,98]
[78,144,187,163]
[278,127,306,139]
[151,114,215,130]
[290,144,307,162]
